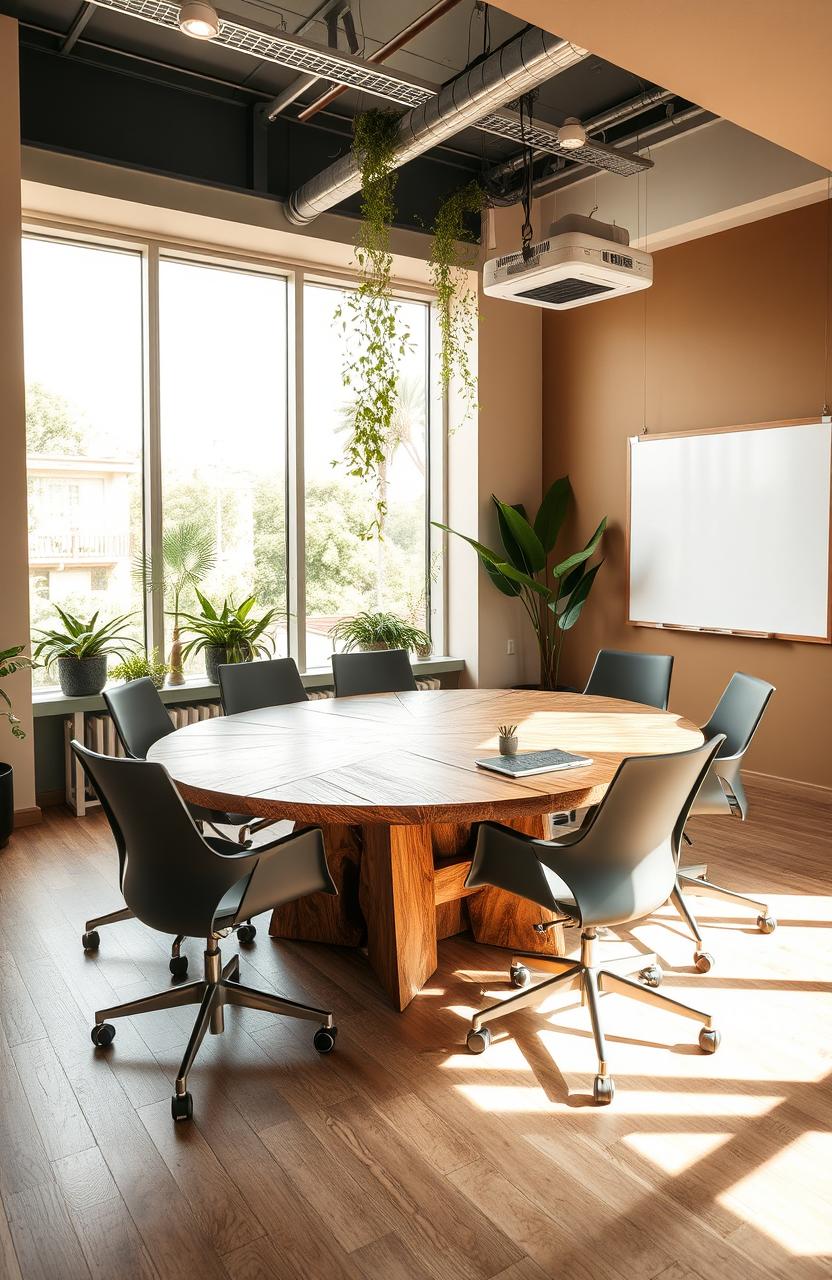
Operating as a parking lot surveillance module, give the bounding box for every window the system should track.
[22,237,145,688]
[159,258,288,673]
[303,283,430,666]
[22,229,442,688]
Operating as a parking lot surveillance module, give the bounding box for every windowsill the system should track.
[31,656,465,719]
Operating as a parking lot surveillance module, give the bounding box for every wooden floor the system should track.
[0,779,830,1280]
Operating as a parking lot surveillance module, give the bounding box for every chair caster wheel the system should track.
[313,1026,337,1054]
[510,963,531,988]
[91,1023,115,1048]
[82,930,100,952]
[757,914,776,934]
[169,955,189,979]
[593,1075,615,1105]
[640,964,663,988]
[171,1092,193,1122]
[699,1027,720,1054]
[466,1027,491,1055]
[236,923,256,944]
[694,950,714,973]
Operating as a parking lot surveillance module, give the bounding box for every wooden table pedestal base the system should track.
[269,813,565,1011]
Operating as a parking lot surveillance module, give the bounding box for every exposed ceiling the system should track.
[1,0,704,228]
[493,0,832,173]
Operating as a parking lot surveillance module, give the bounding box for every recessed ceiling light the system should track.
[179,2,219,39]
[558,117,587,150]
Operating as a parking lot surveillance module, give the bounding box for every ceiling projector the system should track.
[483,214,653,310]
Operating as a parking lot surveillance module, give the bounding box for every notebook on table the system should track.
[475,747,593,778]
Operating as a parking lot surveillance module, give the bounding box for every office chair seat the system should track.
[73,740,339,1123]
[464,736,726,1105]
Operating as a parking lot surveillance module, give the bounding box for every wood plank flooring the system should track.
[0,778,830,1280]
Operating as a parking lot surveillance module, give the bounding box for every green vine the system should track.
[335,109,409,539]
[428,181,484,422]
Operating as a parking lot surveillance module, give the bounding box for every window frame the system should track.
[21,219,447,677]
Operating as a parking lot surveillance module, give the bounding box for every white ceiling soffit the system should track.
[86,0,650,177]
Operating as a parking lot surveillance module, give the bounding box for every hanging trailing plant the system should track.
[336,108,409,539]
[428,180,484,422]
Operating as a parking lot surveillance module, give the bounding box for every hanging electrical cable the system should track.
[518,91,536,260]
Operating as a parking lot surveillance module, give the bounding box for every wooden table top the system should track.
[147,689,703,826]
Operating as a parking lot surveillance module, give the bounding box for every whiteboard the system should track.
[628,420,832,641]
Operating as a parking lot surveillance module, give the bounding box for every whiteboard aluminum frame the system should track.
[626,416,832,645]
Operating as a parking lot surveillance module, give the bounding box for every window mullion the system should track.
[288,271,306,670]
[144,243,165,658]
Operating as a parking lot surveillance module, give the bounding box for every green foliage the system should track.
[134,518,217,623]
[33,607,140,668]
[434,476,607,690]
[428,182,484,421]
[0,644,35,740]
[25,382,87,455]
[336,109,409,538]
[328,610,430,655]
[177,589,276,665]
[109,648,169,690]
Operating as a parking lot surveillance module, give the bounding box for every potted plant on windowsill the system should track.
[109,648,170,690]
[1,644,35,850]
[177,590,276,685]
[435,476,607,692]
[33,607,140,697]
[328,610,431,655]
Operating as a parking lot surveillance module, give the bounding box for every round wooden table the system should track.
[148,688,702,1009]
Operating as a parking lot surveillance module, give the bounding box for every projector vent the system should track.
[517,278,614,305]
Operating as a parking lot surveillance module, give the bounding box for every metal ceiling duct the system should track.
[286,28,588,225]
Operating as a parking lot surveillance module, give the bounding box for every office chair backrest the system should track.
[583,649,674,710]
[331,648,417,697]
[103,677,175,760]
[702,672,775,759]
[71,740,250,938]
[218,657,308,715]
[538,735,725,926]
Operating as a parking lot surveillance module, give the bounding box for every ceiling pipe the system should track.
[286,28,587,225]
[297,0,464,124]
[488,86,674,184]
[263,0,351,122]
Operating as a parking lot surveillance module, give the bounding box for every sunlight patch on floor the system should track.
[621,1130,732,1174]
[453,1083,786,1116]
[718,1131,832,1256]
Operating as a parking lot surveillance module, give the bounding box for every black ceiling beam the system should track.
[60,2,94,55]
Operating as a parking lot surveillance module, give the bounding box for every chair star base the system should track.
[466,929,719,1104]
[90,934,336,1120]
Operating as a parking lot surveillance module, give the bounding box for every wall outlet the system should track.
[506,638,516,655]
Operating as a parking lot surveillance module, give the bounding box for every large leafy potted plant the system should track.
[1,644,35,850]
[177,590,276,685]
[33,607,140,697]
[329,610,430,655]
[435,476,607,691]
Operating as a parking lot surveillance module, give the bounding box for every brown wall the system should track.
[544,201,832,788]
[0,16,36,816]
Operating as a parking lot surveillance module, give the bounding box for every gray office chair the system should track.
[332,648,417,697]
[672,673,777,972]
[584,648,674,709]
[92,678,258,975]
[464,734,725,1104]
[72,740,338,1122]
[218,656,308,715]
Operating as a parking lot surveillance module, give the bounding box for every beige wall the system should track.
[0,16,36,817]
[542,201,832,788]
[494,0,832,171]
